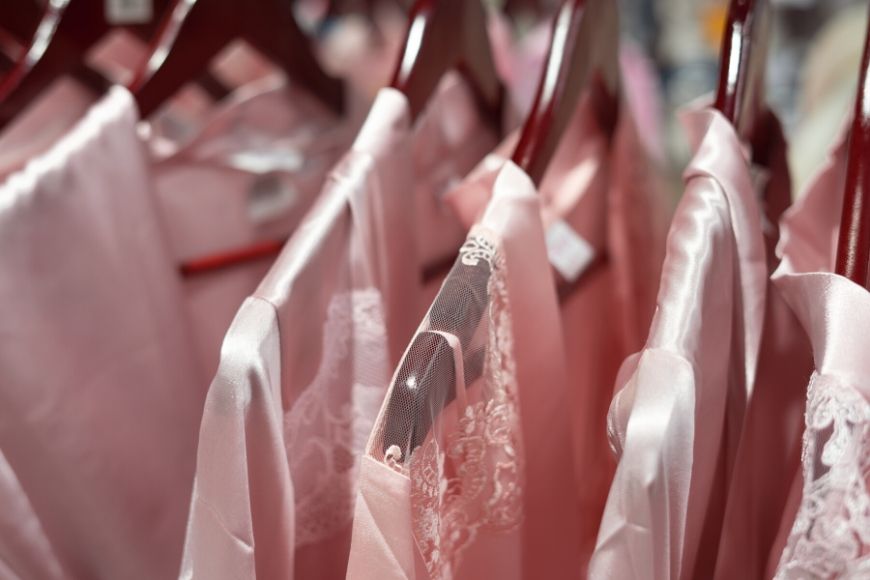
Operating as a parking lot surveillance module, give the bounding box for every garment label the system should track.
[229,147,305,175]
[248,173,299,224]
[545,219,596,283]
[105,0,153,25]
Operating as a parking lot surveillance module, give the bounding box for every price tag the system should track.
[545,219,596,283]
[105,0,153,25]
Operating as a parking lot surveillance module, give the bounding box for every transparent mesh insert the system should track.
[367,228,524,579]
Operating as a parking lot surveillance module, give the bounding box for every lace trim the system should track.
[459,235,497,267]
[774,372,870,579]
[284,288,389,547]
[408,233,523,579]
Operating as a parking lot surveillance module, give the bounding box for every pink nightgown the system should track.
[770,274,870,577]
[346,81,670,578]
[759,117,870,577]
[444,97,670,576]
[712,119,850,580]
[590,106,776,580]
[179,75,497,580]
[346,160,577,580]
[0,87,204,580]
[0,74,355,580]
[0,78,103,580]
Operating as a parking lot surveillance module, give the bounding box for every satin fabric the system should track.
[148,74,352,378]
[180,76,496,580]
[0,77,99,580]
[769,273,870,578]
[590,106,774,580]
[0,87,204,579]
[762,118,869,578]
[346,85,669,578]
[713,117,849,580]
[446,96,670,574]
[346,160,578,580]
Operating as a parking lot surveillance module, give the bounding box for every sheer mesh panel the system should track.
[367,228,523,579]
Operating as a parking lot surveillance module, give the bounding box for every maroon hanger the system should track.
[390,0,503,131]
[0,0,42,46]
[129,0,344,118]
[376,0,620,461]
[0,0,186,129]
[511,0,619,186]
[714,0,771,148]
[835,10,870,288]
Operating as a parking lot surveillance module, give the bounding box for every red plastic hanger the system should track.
[511,0,619,186]
[835,10,870,288]
[0,0,184,129]
[390,0,503,131]
[714,0,771,148]
[129,0,344,118]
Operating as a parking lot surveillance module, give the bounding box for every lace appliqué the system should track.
[284,288,389,547]
[459,235,497,267]
[774,373,870,579]
[408,233,523,580]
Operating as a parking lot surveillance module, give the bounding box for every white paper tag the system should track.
[229,147,305,175]
[545,219,596,283]
[105,0,153,25]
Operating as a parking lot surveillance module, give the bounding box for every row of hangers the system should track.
[1,0,868,456]
[0,0,867,288]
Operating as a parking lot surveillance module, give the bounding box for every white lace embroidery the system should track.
[284,288,389,547]
[407,233,523,580]
[459,235,498,267]
[774,372,870,579]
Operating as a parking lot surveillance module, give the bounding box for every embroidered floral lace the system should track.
[368,229,524,580]
[284,288,390,547]
[774,372,870,579]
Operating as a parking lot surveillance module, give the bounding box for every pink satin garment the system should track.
[147,74,354,378]
[769,273,870,577]
[444,96,670,574]
[0,77,100,580]
[344,82,669,579]
[0,448,65,580]
[346,160,579,580]
[0,88,205,579]
[756,117,870,578]
[180,76,497,580]
[590,107,774,580]
[712,117,850,580]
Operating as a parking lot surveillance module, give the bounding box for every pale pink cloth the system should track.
[346,88,669,578]
[761,118,870,577]
[445,95,670,573]
[148,75,352,378]
[347,160,579,580]
[0,448,65,579]
[0,87,204,579]
[181,77,496,580]
[0,79,105,580]
[713,116,845,580]
[769,275,870,578]
[591,107,773,580]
